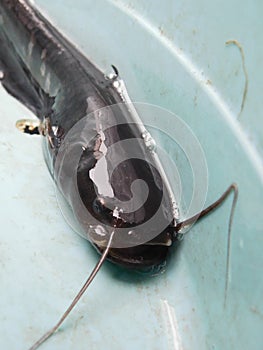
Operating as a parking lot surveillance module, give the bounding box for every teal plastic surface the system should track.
[0,1,262,349]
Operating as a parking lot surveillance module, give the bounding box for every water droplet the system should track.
[141,131,156,152]
[113,80,120,89]
[104,66,118,81]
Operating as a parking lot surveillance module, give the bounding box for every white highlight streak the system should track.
[161,299,183,350]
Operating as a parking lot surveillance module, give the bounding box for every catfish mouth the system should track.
[106,245,170,270]
[93,227,174,271]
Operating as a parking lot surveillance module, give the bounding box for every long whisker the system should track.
[177,183,238,307]
[29,232,114,350]
[224,185,238,307]
[177,184,238,230]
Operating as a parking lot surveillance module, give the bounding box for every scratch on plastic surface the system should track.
[161,299,183,350]
[226,39,248,119]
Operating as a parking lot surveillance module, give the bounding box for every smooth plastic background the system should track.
[0,1,262,349]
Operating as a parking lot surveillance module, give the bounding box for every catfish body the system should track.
[0,0,179,271]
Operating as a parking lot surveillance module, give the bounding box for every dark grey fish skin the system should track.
[0,0,178,271]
